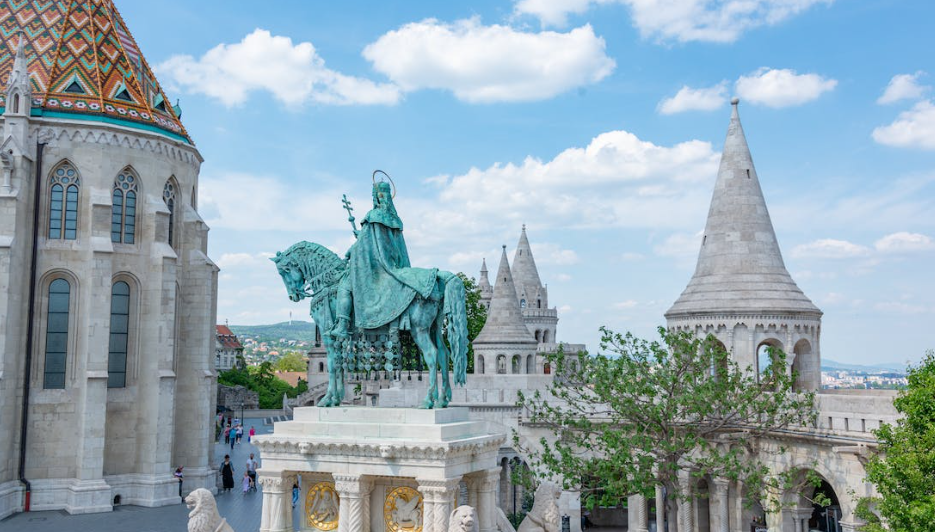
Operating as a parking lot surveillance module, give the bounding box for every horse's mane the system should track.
[273,241,346,295]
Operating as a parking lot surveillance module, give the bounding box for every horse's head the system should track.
[271,251,308,302]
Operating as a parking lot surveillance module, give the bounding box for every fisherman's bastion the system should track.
[0,1,909,532]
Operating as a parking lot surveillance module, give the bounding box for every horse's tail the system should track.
[443,274,469,386]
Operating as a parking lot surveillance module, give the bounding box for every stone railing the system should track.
[282,381,329,415]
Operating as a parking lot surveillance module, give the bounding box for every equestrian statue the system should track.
[271,172,468,408]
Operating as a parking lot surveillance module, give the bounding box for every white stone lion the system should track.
[449,505,479,532]
[517,482,561,532]
[185,488,235,532]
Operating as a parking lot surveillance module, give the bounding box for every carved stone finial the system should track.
[731,97,740,105]
[185,488,235,532]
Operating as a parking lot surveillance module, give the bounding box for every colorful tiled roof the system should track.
[216,325,244,350]
[0,0,191,143]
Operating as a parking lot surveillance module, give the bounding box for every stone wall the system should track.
[217,384,259,411]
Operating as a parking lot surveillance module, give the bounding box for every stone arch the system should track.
[780,468,845,532]
[497,354,507,374]
[696,477,712,532]
[477,354,485,374]
[756,338,784,382]
[111,272,142,384]
[542,330,550,343]
[47,159,81,240]
[163,177,180,248]
[534,330,541,342]
[318,361,324,373]
[511,354,522,374]
[792,338,814,392]
[526,354,535,374]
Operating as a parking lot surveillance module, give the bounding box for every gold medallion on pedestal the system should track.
[384,486,423,532]
[306,482,340,531]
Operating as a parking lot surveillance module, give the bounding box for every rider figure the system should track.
[328,180,429,339]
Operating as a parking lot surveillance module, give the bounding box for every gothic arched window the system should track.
[49,162,80,240]
[112,169,139,244]
[44,278,71,388]
[520,299,526,309]
[163,178,177,246]
[108,281,131,388]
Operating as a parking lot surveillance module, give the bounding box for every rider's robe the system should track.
[348,205,437,329]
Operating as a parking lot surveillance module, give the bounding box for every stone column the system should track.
[477,468,500,532]
[628,494,648,532]
[790,508,812,532]
[419,478,461,532]
[259,473,289,532]
[655,485,665,532]
[283,473,297,532]
[678,473,693,532]
[334,474,369,532]
[713,478,729,532]
[465,475,479,509]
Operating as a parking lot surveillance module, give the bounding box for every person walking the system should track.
[242,472,252,495]
[220,455,235,493]
[229,427,236,450]
[246,453,258,492]
[248,426,256,443]
[236,425,244,445]
[223,425,231,445]
[174,466,184,503]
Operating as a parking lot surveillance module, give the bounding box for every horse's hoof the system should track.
[420,399,434,409]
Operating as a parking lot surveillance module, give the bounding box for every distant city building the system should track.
[215,325,244,371]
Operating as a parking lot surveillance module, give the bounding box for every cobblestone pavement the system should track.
[0,415,299,532]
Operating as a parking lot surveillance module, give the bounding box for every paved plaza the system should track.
[0,416,297,532]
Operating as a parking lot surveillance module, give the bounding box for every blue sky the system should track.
[120,0,933,366]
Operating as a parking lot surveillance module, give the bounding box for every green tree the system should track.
[399,273,487,373]
[275,351,307,372]
[517,327,817,532]
[857,350,935,532]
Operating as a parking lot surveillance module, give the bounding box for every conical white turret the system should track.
[666,99,821,318]
[474,246,538,345]
[513,225,547,309]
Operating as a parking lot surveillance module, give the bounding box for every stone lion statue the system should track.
[185,488,235,532]
[517,482,561,532]
[449,505,478,532]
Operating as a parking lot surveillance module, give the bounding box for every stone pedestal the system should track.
[254,407,506,532]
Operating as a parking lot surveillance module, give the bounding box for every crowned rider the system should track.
[327,179,437,339]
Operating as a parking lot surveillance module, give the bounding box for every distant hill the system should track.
[822,358,908,374]
[228,321,317,343]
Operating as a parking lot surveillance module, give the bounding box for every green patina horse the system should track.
[272,241,468,408]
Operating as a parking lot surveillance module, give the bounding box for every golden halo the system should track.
[372,169,396,198]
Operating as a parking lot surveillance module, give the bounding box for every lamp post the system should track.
[240,401,244,427]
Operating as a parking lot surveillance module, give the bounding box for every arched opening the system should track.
[792,339,813,392]
[543,363,551,375]
[706,338,729,379]
[696,478,711,532]
[526,354,534,374]
[807,479,842,531]
[497,355,507,374]
[318,361,324,373]
[537,299,541,308]
[542,330,550,343]
[757,339,784,387]
[520,299,526,309]
[512,355,521,374]
[477,355,485,375]
[534,330,541,342]
[12,93,19,113]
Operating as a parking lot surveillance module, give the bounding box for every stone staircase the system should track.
[282,381,329,415]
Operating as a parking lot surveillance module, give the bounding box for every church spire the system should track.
[512,224,545,307]
[4,34,32,117]
[666,99,820,318]
[474,246,538,345]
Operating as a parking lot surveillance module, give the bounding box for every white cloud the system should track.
[872,100,935,150]
[514,0,832,43]
[531,243,580,265]
[791,239,871,259]
[613,300,638,309]
[658,83,728,114]
[200,172,349,232]
[874,232,935,253]
[878,72,930,105]
[362,18,615,103]
[653,231,704,258]
[216,252,275,270]
[735,67,837,108]
[874,301,930,315]
[157,29,400,107]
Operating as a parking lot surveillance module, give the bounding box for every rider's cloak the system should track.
[348,183,437,329]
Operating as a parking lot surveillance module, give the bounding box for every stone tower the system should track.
[478,257,493,311]
[512,225,559,345]
[473,246,539,375]
[665,100,822,391]
[0,0,217,517]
